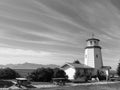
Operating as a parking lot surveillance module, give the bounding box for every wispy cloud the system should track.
[0,47,51,56]
[0,0,120,69]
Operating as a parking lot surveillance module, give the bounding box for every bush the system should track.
[74,69,84,80]
[97,70,106,80]
[28,68,67,82]
[74,69,92,82]
[0,68,20,79]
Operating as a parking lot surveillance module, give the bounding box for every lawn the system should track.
[29,82,120,90]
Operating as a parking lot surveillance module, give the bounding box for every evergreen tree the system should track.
[73,60,81,64]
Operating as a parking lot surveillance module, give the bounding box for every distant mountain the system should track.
[0,63,59,69]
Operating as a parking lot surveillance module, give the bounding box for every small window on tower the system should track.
[94,41,96,44]
[90,41,92,45]
[96,55,98,58]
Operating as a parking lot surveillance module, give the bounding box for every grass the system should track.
[32,82,53,85]
[28,82,120,90]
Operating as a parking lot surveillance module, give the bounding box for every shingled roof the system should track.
[61,63,94,69]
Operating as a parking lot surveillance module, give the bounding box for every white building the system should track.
[61,63,93,80]
[84,38,103,69]
[61,37,111,80]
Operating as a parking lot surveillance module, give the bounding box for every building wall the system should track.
[87,40,99,46]
[84,48,95,68]
[94,48,103,69]
[84,48,103,69]
[65,67,75,80]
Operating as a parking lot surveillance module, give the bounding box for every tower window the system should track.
[90,41,92,45]
[94,41,96,44]
[96,55,98,58]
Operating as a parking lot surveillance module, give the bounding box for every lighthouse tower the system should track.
[84,37,103,69]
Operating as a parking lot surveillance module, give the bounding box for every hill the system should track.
[0,63,59,69]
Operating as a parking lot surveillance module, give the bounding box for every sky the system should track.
[0,0,120,69]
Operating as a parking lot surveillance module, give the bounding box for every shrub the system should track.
[74,69,84,80]
[97,70,106,80]
[74,69,92,82]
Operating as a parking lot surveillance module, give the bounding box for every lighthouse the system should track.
[84,37,103,69]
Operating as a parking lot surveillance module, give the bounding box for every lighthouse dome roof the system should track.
[86,38,100,41]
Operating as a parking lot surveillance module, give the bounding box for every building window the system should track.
[90,41,92,45]
[94,41,96,44]
[96,55,98,58]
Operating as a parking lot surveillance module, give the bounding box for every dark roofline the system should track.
[86,38,100,42]
[85,46,101,49]
[67,63,94,69]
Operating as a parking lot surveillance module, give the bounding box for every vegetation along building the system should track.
[61,37,111,80]
[61,63,94,80]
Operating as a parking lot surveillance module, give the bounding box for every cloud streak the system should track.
[0,0,120,69]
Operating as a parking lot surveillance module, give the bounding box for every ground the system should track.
[31,82,120,90]
[1,79,120,90]
[8,81,120,90]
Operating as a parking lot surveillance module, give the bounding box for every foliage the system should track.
[27,68,67,82]
[97,69,106,80]
[53,68,67,78]
[0,68,20,79]
[74,69,84,79]
[73,60,81,64]
[0,80,14,88]
[117,63,120,76]
[14,69,34,77]
[74,69,92,82]
[27,68,53,82]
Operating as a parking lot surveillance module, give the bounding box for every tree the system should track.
[27,68,54,82]
[28,68,68,82]
[0,68,20,79]
[117,63,120,76]
[73,60,81,64]
[53,68,67,78]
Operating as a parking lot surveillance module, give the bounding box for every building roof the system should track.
[61,63,94,69]
[86,38,100,41]
[16,78,27,81]
[102,66,111,69]
[85,46,101,49]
